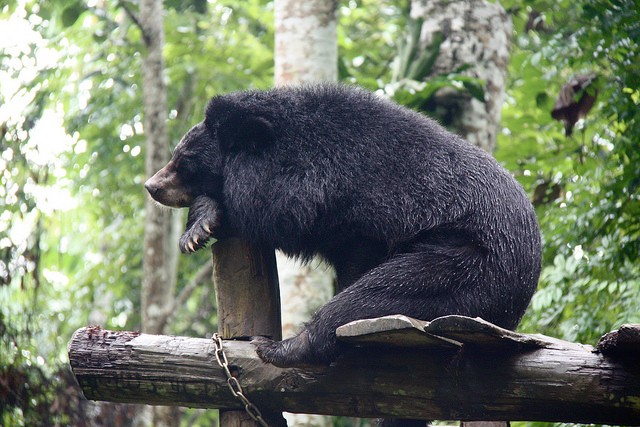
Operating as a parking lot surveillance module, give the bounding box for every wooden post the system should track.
[212,237,284,427]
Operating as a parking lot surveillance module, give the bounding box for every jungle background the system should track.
[1,0,638,426]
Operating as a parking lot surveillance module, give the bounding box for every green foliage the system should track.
[391,18,441,82]
[338,0,408,88]
[1,0,639,425]
[385,17,485,110]
[497,0,640,343]
[1,313,88,426]
[1,0,273,424]
[340,7,485,112]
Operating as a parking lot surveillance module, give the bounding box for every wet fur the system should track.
[145,84,542,370]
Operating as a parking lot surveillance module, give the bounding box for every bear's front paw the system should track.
[179,195,222,254]
[179,223,215,254]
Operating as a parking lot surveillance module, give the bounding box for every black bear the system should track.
[145,84,541,368]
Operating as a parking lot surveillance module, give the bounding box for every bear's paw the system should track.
[179,195,222,254]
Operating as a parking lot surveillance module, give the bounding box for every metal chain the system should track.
[212,333,270,427]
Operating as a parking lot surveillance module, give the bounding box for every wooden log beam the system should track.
[68,317,640,425]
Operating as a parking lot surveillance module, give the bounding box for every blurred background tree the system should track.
[1,0,638,426]
[273,1,338,426]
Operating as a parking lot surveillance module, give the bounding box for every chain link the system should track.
[212,333,270,427]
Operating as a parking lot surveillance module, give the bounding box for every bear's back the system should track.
[215,84,539,271]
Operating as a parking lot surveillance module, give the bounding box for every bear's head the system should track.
[144,94,276,209]
[144,121,222,207]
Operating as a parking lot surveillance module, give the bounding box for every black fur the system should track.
[145,84,542,368]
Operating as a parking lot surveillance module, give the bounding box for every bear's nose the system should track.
[144,179,158,196]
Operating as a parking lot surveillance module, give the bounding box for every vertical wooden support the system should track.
[212,237,283,427]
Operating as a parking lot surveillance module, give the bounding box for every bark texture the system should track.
[212,238,284,427]
[275,257,334,339]
[140,0,178,425]
[213,239,282,341]
[411,0,512,153]
[68,318,640,424]
[274,0,339,85]
[140,0,172,337]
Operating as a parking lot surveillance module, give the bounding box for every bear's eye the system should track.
[176,158,199,179]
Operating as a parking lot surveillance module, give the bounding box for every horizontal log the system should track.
[68,318,640,424]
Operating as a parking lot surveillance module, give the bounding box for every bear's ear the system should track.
[218,115,276,153]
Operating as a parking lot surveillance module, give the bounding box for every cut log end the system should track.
[597,324,640,356]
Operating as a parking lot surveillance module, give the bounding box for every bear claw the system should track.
[179,226,212,253]
[179,195,222,254]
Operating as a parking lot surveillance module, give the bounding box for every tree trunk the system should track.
[411,0,512,153]
[140,0,179,425]
[274,2,339,425]
[274,0,339,85]
[140,0,171,345]
[273,0,339,339]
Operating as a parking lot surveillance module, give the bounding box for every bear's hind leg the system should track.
[254,242,491,367]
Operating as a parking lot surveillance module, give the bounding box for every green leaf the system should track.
[407,31,443,81]
[61,3,85,27]
[460,78,485,102]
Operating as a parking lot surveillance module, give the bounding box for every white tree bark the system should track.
[273,0,338,342]
[139,0,179,425]
[140,0,173,337]
[275,0,339,85]
[275,256,334,338]
[411,0,512,153]
[274,1,338,426]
